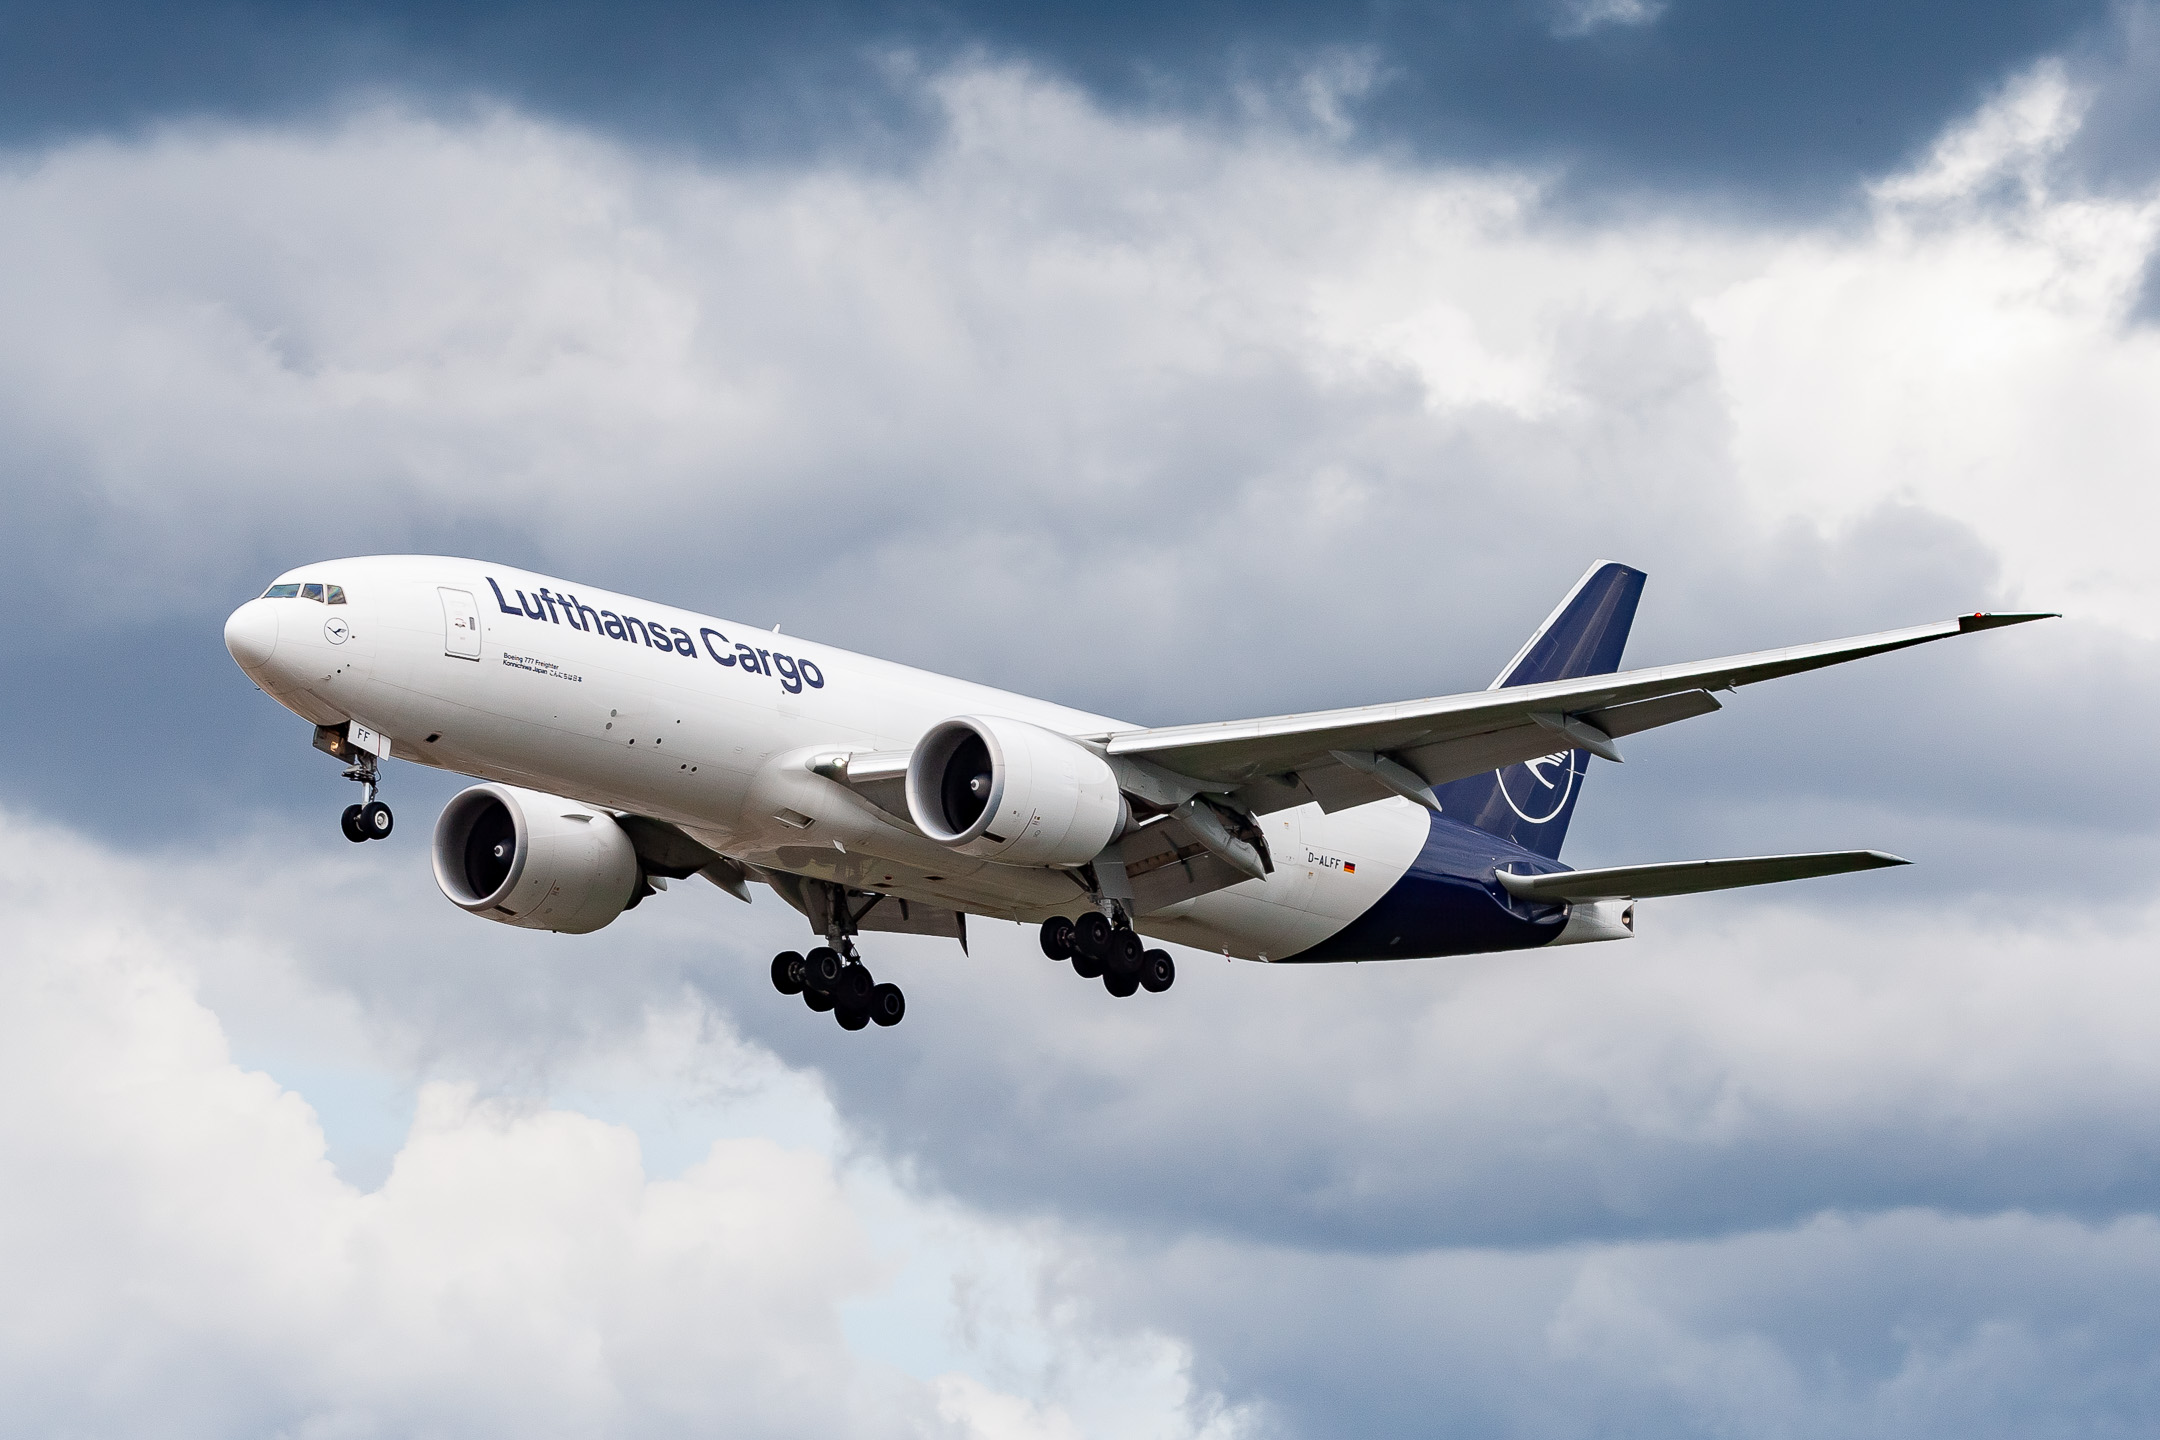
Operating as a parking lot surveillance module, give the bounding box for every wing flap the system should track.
[1583,687,1725,739]
[1496,849,1909,902]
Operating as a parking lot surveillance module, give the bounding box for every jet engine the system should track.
[906,715,1128,867]
[432,783,641,933]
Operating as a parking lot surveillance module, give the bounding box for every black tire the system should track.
[869,983,906,1027]
[803,947,844,993]
[771,951,805,995]
[1071,946,1105,980]
[805,987,836,1013]
[1105,935,1143,995]
[1140,949,1175,993]
[1111,928,1145,971]
[360,800,394,839]
[1039,916,1075,961]
[340,804,368,844]
[1073,911,1111,960]
[836,1003,870,1031]
[836,964,874,1007]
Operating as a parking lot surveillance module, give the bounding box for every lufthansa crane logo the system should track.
[1497,748,1578,824]
[324,617,351,645]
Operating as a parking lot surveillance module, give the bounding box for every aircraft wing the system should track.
[1496,849,1908,902]
[1098,612,2052,814]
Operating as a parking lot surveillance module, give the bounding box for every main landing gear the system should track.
[338,749,394,843]
[770,943,906,1031]
[1039,912,1175,998]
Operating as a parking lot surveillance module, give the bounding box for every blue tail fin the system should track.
[1430,561,1646,860]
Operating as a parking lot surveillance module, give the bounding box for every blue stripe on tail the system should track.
[1429,561,1646,861]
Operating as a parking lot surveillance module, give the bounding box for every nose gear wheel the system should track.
[335,747,393,842]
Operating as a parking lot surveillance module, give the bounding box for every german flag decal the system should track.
[1343,861,1356,874]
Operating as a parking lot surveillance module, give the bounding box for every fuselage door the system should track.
[440,587,483,660]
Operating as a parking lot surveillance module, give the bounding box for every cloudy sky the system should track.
[2,1,2157,1434]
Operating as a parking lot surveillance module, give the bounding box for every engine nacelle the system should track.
[432,783,641,934]
[905,715,1127,867]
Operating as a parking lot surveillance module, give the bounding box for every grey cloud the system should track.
[2062,1,2160,195]
[15,781,2160,1436]
[6,55,2157,1440]
[89,801,2160,1265]
[1062,1209,2160,1438]
[1,72,2147,911]
[758,904,2160,1255]
[0,0,2126,214]
[2133,244,2160,326]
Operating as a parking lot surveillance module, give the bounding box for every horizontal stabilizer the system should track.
[1495,849,1909,902]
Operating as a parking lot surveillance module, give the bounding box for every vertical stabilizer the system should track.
[1430,561,1646,859]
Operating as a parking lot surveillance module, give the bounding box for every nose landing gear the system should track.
[337,750,393,843]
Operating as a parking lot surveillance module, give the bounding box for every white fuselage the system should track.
[228,555,1435,959]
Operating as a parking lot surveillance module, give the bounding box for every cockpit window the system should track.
[326,585,346,604]
[301,583,325,602]
[262,583,302,599]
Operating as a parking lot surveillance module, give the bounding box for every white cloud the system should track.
[0,804,1235,1437]
[3,51,2160,1440]
[23,748,2160,1437]
[1872,61,2088,208]
[2,57,2154,664]
[1712,63,2160,625]
[1549,0,1670,40]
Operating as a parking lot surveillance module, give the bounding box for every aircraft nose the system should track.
[224,598,279,673]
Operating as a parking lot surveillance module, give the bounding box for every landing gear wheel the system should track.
[869,983,906,1027]
[771,951,806,995]
[1073,911,1111,960]
[835,1003,870,1031]
[340,804,368,843]
[1139,949,1175,993]
[835,964,874,1008]
[359,800,393,840]
[1103,930,1144,996]
[1040,916,1075,961]
[804,987,836,1013]
[803,947,844,994]
[1071,946,1105,980]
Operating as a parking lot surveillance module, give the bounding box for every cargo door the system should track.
[440,587,483,659]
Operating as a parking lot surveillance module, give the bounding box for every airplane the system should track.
[223,557,2050,1031]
